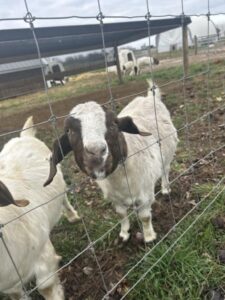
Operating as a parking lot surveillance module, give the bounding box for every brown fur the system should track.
[44,104,151,186]
[104,110,128,175]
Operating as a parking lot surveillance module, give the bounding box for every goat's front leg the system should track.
[63,195,80,223]
[161,163,171,195]
[137,199,156,243]
[35,240,64,300]
[115,204,130,242]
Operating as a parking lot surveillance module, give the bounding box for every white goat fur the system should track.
[122,61,137,76]
[137,56,155,74]
[107,64,136,77]
[0,117,79,300]
[97,81,178,242]
[107,65,118,75]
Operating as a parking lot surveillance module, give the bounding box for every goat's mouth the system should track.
[83,155,114,180]
[94,170,107,180]
[86,168,107,180]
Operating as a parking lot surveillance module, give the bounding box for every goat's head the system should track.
[44,101,151,186]
[0,181,29,207]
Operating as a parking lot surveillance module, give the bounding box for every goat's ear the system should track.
[44,134,72,187]
[117,116,151,136]
[0,181,29,207]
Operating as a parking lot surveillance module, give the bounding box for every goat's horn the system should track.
[44,156,57,187]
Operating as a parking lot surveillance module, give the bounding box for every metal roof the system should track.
[0,17,191,64]
[0,59,48,75]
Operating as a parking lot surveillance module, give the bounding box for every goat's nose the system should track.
[84,143,107,157]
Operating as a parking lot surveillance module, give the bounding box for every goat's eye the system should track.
[101,146,107,155]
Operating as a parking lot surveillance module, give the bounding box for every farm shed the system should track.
[156,16,225,52]
[0,17,191,63]
[0,17,191,98]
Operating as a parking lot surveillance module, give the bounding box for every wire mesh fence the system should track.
[0,0,225,299]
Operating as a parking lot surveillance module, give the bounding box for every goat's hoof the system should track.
[68,216,81,223]
[119,231,130,242]
[161,187,171,195]
[144,231,157,243]
[66,212,81,223]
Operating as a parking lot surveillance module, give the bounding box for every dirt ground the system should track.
[141,45,225,73]
[0,81,148,138]
[1,58,225,299]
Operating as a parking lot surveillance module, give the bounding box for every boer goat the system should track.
[137,56,159,74]
[122,61,138,76]
[107,65,118,75]
[44,80,178,243]
[0,117,79,300]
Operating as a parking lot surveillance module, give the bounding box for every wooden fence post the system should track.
[194,35,198,55]
[114,45,123,84]
[182,23,189,77]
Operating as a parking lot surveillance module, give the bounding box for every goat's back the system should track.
[0,135,65,292]
[119,94,177,174]
[119,94,178,148]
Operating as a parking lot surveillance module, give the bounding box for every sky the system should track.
[0,0,225,54]
[1,0,225,29]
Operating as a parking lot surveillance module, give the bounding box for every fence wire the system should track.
[0,0,225,299]
[1,12,225,22]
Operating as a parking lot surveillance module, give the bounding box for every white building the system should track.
[156,16,225,53]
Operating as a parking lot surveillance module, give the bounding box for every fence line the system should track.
[1,13,225,22]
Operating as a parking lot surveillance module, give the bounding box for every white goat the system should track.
[122,61,138,76]
[137,56,159,74]
[0,117,79,300]
[107,62,138,77]
[45,80,177,243]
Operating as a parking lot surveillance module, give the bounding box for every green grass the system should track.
[127,188,225,300]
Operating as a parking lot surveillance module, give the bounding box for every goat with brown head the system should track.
[44,101,150,186]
